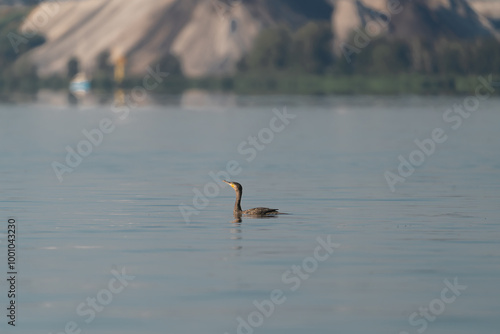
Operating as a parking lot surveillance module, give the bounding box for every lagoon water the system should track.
[0,92,499,334]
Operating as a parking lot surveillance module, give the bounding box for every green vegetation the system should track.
[242,23,500,75]
[234,22,500,95]
[66,57,79,79]
[0,6,44,95]
[228,73,477,95]
[91,50,115,90]
[291,22,333,74]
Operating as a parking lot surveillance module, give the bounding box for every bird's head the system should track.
[223,180,242,192]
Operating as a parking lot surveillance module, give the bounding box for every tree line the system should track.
[0,7,44,93]
[239,21,500,76]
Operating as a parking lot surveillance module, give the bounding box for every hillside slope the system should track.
[19,0,499,78]
[22,0,333,78]
[21,0,189,77]
[332,0,499,54]
[471,0,500,28]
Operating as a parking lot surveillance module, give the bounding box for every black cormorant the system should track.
[223,180,281,217]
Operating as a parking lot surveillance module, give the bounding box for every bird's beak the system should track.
[223,180,235,188]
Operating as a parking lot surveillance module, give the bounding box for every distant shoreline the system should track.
[1,74,499,105]
[111,74,500,96]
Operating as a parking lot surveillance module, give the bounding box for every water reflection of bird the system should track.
[223,180,282,217]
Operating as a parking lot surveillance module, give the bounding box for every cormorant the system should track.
[223,180,281,217]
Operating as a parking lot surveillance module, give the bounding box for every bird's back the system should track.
[242,207,279,216]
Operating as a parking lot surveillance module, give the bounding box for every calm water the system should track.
[0,92,499,334]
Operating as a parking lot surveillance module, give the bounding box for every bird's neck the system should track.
[234,190,242,215]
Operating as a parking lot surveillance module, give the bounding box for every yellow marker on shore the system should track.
[114,55,127,84]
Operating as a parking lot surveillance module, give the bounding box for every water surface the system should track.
[0,93,499,334]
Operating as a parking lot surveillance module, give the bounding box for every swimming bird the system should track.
[223,180,281,217]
